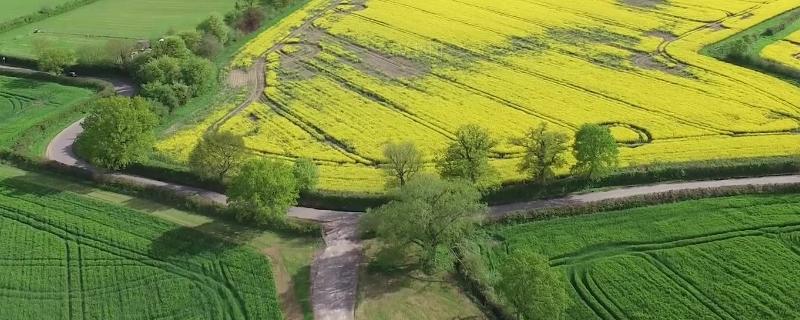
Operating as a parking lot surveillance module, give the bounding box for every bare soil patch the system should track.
[620,0,667,8]
[645,29,678,42]
[631,53,690,77]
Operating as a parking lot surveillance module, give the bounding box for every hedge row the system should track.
[122,156,800,212]
[486,156,800,205]
[0,150,320,236]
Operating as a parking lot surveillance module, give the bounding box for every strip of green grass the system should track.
[703,7,800,84]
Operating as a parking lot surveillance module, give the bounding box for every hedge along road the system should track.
[8,62,800,320]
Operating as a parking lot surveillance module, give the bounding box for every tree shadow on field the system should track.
[148,221,253,259]
[1,174,65,198]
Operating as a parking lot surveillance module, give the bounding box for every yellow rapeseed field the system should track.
[761,30,800,69]
[160,0,800,193]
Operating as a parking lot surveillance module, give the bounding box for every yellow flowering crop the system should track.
[163,0,800,193]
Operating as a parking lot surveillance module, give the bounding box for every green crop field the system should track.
[0,0,235,58]
[477,195,800,319]
[0,0,71,22]
[0,75,92,149]
[0,171,283,319]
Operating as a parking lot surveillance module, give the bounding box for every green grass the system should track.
[0,164,320,319]
[355,240,486,320]
[702,7,800,84]
[0,0,72,22]
[0,0,235,58]
[477,195,800,319]
[0,75,92,150]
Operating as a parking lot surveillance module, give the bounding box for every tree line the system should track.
[367,123,619,320]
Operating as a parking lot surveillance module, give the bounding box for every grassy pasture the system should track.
[476,194,800,319]
[0,0,72,23]
[0,0,235,57]
[0,75,92,150]
[0,164,320,319]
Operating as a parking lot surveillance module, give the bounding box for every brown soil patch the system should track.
[279,42,323,80]
[619,0,667,8]
[227,68,251,89]
[631,53,690,77]
[263,247,305,320]
[338,40,429,79]
[645,30,678,42]
[706,22,729,31]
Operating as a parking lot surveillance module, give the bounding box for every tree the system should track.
[150,36,191,59]
[77,97,158,170]
[178,30,203,52]
[512,123,570,184]
[383,141,424,186]
[363,175,487,273]
[293,158,319,192]
[197,14,230,44]
[188,131,246,181]
[436,124,498,190]
[572,124,619,181]
[497,249,568,320]
[33,39,76,74]
[195,33,223,58]
[228,159,299,223]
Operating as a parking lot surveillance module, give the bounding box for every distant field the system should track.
[0,0,235,57]
[0,75,92,149]
[0,168,283,319]
[0,0,71,23]
[477,195,800,319]
[159,0,800,193]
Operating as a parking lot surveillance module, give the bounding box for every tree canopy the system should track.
[436,124,498,190]
[572,124,619,181]
[227,159,299,223]
[512,123,570,184]
[188,131,246,181]
[363,175,487,273]
[383,141,424,187]
[293,158,319,192]
[33,39,76,74]
[77,97,158,170]
[497,249,569,320]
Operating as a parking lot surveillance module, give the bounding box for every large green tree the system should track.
[228,159,299,223]
[197,14,230,44]
[77,97,158,170]
[188,131,246,181]
[436,124,498,190]
[33,39,76,74]
[363,175,487,273]
[383,141,424,186]
[572,124,619,181]
[512,123,570,184]
[497,249,569,320]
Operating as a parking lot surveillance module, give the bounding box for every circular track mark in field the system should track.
[602,122,653,147]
